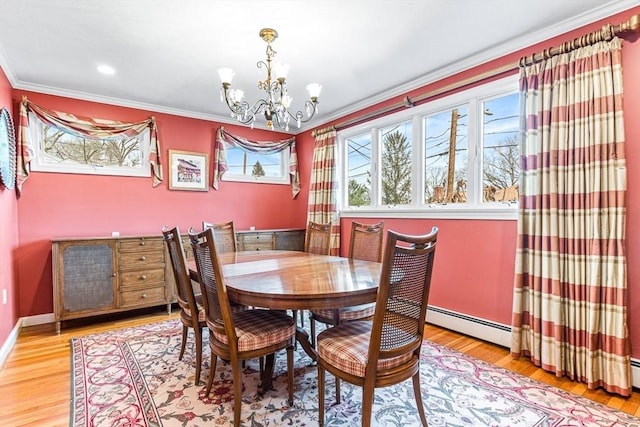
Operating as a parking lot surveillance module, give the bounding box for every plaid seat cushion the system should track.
[311,303,376,323]
[213,309,295,352]
[317,320,412,377]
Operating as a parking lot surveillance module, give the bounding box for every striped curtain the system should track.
[212,127,299,198]
[511,37,631,395]
[307,129,340,255]
[16,96,162,195]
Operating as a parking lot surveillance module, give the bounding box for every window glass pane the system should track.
[346,132,372,207]
[380,121,412,205]
[424,106,468,204]
[30,115,150,177]
[482,93,520,203]
[224,147,285,179]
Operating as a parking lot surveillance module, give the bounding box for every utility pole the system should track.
[446,109,458,202]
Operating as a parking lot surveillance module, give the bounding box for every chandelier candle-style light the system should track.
[218,28,321,131]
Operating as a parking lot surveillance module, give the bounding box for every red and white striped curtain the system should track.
[212,127,300,198]
[16,96,163,196]
[511,36,631,395]
[307,129,340,255]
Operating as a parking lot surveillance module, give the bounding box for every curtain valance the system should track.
[212,127,300,198]
[16,96,163,195]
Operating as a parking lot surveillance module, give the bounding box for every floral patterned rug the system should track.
[71,319,640,426]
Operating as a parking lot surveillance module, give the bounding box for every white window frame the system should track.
[28,113,151,178]
[338,75,519,220]
[221,144,291,185]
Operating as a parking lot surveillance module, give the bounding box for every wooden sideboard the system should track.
[236,228,305,251]
[52,229,304,331]
[52,235,173,332]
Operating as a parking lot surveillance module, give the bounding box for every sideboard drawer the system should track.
[120,268,165,288]
[120,286,166,307]
[119,251,165,269]
[119,238,164,252]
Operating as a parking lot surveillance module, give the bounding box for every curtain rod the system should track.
[315,13,639,135]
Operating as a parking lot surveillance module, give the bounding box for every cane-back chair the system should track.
[189,227,296,427]
[202,220,237,253]
[317,227,438,427]
[162,225,206,385]
[310,221,384,346]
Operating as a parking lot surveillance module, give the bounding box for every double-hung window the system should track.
[339,75,519,219]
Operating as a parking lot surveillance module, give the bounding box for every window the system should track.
[339,75,519,219]
[222,145,290,185]
[29,113,151,177]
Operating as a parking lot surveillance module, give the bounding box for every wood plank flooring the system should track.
[0,308,638,426]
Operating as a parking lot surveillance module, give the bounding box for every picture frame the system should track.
[168,149,209,191]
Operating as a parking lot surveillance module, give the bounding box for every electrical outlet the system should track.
[2,289,7,305]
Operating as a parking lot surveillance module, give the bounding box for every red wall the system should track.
[2,6,639,362]
[0,67,19,345]
[300,6,640,358]
[11,91,312,320]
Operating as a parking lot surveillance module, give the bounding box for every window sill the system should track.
[339,206,517,220]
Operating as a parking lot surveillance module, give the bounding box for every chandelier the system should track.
[218,28,322,131]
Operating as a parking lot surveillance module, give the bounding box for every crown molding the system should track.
[1,1,636,136]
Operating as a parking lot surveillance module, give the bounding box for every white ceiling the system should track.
[0,0,636,133]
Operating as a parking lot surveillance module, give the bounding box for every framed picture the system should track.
[168,150,209,191]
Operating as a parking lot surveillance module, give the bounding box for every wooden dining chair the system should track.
[317,227,438,427]
[310,221,384,346]
[189,227,296,427]
[202,220,237,253]
[162,225,206,385]
[294,221,332,327]
[305,221,332,255]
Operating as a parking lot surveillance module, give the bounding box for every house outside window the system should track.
[339,75,519,220]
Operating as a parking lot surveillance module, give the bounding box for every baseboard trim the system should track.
[426,305,640,389]
[0,318,22,370]
[20,312,55,327]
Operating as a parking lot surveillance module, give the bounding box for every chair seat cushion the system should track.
[317,320,412,377]
[311,303,376,324]
[213,309,295,352]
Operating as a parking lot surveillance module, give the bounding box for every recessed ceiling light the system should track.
[97,64,116,75]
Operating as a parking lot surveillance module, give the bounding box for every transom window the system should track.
[339,75,519,219]
[29,113,151,177]
[222,145,290,185]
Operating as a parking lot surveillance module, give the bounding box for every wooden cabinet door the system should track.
[53,240,117,321]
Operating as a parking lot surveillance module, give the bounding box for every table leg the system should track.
[258,354,276,394]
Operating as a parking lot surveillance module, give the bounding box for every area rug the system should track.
[70,319,640,426]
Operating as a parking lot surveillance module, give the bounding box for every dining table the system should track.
[187,249,381,391]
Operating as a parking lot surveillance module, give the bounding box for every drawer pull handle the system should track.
[140,256,146,261]
[112,273,117,277]
[142,293,147,299]
[140,241,146,246]
[140,275,147,280]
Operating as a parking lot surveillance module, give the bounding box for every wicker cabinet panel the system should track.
[274,230,305,251]
[52,235,172,332]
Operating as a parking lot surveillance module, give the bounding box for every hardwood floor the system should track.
[0,308,638,426]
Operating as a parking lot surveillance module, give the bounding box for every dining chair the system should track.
[162,225,206,385]
[309,221,384,346]
[202,220,237,253]
[305,221,332,255]
[317,227,438,427]
[294,221,332,327]
[189,227,296,427]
